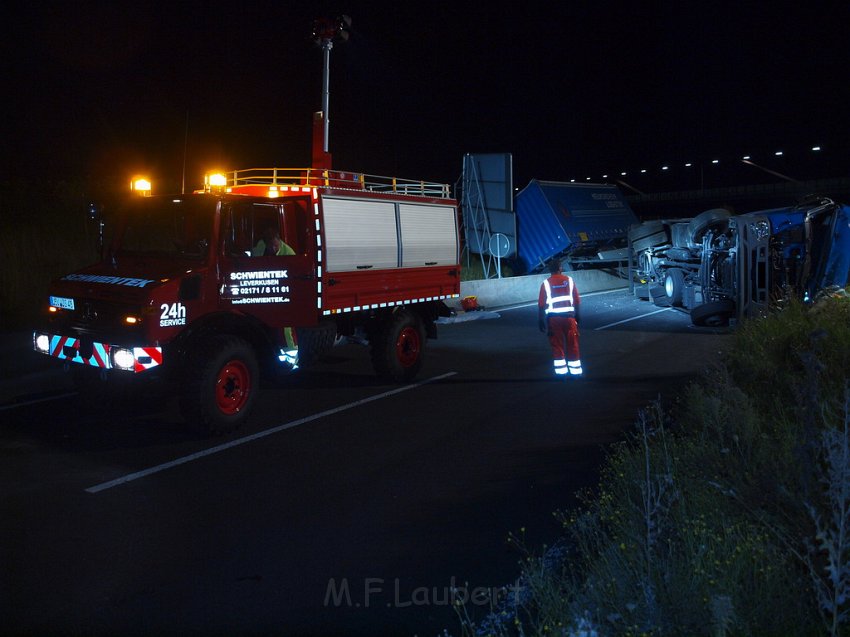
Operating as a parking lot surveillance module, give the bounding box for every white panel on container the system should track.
[398,204,458,267]
[322,197,399,271]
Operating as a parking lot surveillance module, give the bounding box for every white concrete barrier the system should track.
[448,269,626,310]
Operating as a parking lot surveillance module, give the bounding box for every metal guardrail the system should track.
[227,167,452,199]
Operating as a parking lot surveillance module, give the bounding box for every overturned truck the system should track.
[628,196,850,326]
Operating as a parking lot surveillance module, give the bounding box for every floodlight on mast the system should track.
[311,15,351,154]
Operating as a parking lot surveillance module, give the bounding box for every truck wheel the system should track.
[629,220,668,252]
[180,336,259,435]
[663,268,685,306]
[688,208,731,244]
[372,310,425,383]
[691,300,736,327]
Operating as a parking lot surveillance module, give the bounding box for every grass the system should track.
[462,254,516,281]
[453,294,850,637]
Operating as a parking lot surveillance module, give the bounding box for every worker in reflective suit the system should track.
[538,260,583,378]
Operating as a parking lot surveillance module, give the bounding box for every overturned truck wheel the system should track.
[691,299,736,328]
[371,309,426,383]
[180,336,259,435]
[663,268,685,306]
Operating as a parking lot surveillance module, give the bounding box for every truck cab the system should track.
[628,197,850,327]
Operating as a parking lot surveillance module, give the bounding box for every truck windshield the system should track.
[115,196,214,260]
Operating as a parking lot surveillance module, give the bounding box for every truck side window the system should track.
[280,200,308,256]
[224,203,252,257]
[224,201,308,258]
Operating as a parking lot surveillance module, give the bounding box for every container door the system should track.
[220,198,317,327]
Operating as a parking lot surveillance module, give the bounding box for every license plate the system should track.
[49,296,75,310]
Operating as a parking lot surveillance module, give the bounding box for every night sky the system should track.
[3,2,849,195]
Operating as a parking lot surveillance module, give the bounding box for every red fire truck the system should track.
[33,167,461,434]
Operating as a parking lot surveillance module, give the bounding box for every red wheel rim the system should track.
[395,327,421,368]
[215,359,251,415]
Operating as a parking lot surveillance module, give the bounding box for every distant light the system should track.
[712,159,720,164]
[640,169,647,174]
[685,162,692,167]
[586,177,591,181]
[742,155,751,160]
[774,151,783,156]
[621,171,627,176]
[602,174,608,179]
[570,179,576,183]
[661,166,669,170]
[812,145,821,151]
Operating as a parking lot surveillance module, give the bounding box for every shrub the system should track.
[453,294,850,636]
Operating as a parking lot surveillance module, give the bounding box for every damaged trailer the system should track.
[515,180,638,274]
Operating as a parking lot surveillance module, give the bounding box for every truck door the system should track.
[220,198,317,327]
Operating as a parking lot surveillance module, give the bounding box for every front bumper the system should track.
[32,331,162,373]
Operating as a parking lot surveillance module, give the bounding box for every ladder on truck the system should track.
[461,159,498,279]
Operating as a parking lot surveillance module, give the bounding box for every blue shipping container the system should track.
[516,180,638,272]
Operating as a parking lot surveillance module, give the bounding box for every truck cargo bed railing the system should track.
[226,168,452,199]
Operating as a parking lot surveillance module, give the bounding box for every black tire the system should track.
[295,323,337,368]
[649,284,667,299]
[665,247,691,261]
[688,208,731,244]
[663,268,685,306]
[371,309,426,383]
[691,300,736,327]
[180,336,259,435]
[629,220,669,252]
[650,283,671,307]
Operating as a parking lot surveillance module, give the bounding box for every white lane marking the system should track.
[85,371,458,494]
[0,392,77,411]
[595,307,672,331]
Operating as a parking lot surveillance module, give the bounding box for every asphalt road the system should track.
[0,289,730,636]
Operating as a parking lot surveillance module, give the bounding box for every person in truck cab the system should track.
[250,225,298,367]
[252,227,295,257]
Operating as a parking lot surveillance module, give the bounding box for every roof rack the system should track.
[226,167,452,199]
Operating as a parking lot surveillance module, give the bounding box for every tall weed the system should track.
[453,295,850,636]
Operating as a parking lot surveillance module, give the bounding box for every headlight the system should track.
[34,332,50,353]
[111,347,136,371]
